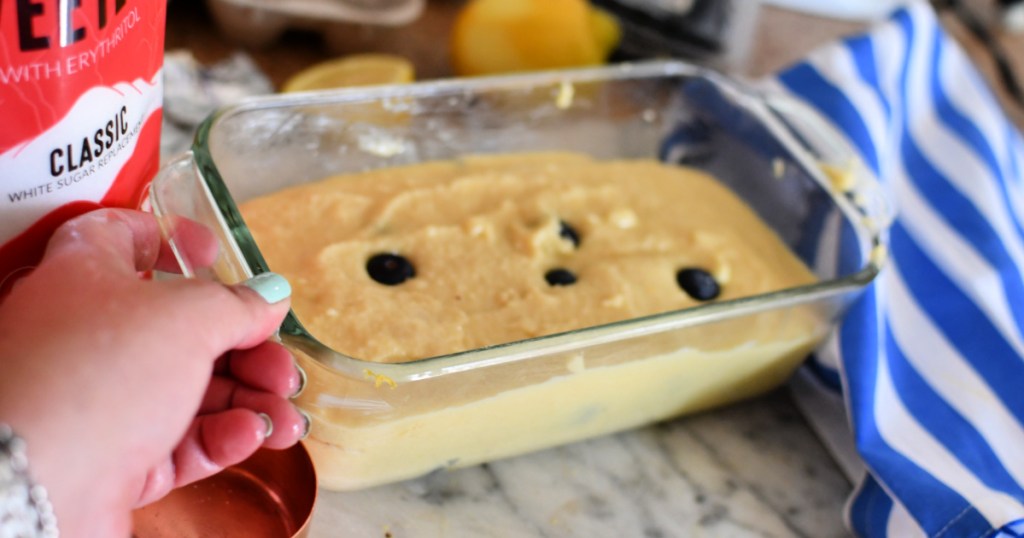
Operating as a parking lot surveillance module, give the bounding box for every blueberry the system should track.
[675,268,720,301]
[367,253,415,285]
[559,220,581,248]
[545,268,578,286]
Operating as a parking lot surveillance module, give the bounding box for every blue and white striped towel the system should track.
[765,1,1024,536]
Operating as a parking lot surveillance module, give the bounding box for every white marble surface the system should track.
[307,389,852,538]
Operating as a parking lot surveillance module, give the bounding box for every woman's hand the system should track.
[0,208,307,537]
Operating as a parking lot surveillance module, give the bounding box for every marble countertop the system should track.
[306,388,852,538]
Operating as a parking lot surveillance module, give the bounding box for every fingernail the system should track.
[257,412,274,439]
[291,364,308,399]
[297,408,312,440]
[242,272,291,304]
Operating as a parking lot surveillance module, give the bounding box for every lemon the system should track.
[589,7,621,57]
[451,0,621,77]
[282,54,415,93]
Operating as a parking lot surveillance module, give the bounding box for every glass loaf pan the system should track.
[151,61,890,491]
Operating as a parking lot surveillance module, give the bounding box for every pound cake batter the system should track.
[241,152,817,363]
[238,152,828,489]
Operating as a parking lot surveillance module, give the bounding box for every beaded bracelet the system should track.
[0,425,58,538]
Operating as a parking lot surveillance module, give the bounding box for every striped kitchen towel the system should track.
[764,1,1024,536]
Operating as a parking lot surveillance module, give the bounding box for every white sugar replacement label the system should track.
[0,0,167,293]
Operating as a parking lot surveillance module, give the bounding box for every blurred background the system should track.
[164,0,1023,120]
[158,0,1024,173]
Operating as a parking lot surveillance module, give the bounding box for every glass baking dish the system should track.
[151,60,890,491]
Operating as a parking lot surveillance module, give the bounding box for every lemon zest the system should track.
[363,369,398,389]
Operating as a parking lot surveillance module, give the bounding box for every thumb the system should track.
[160,272,292,356]
[44,208,219,275]
[44,208,161,275]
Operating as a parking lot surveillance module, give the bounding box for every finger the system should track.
[159,273,291,357]
[134,457,175,508]
[200,378,306,449]
[134,409,268,508]
[145,408,270,508]
[220,341,302,398]
[174,409,268,487]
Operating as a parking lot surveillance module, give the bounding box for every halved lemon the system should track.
[282,54,415,93]
[451,0,621,77]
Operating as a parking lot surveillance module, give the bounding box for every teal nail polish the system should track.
[243,272,291,304]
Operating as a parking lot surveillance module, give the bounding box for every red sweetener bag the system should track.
[0,0,166,293]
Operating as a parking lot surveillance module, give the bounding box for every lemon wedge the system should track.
[282,54,415,93]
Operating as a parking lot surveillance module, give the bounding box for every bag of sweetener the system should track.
[0,0,166,294]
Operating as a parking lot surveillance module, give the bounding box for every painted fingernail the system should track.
[291,364,307,399]
[257,412,274,439]
[242,272,291,304]
[297,408,312,440]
